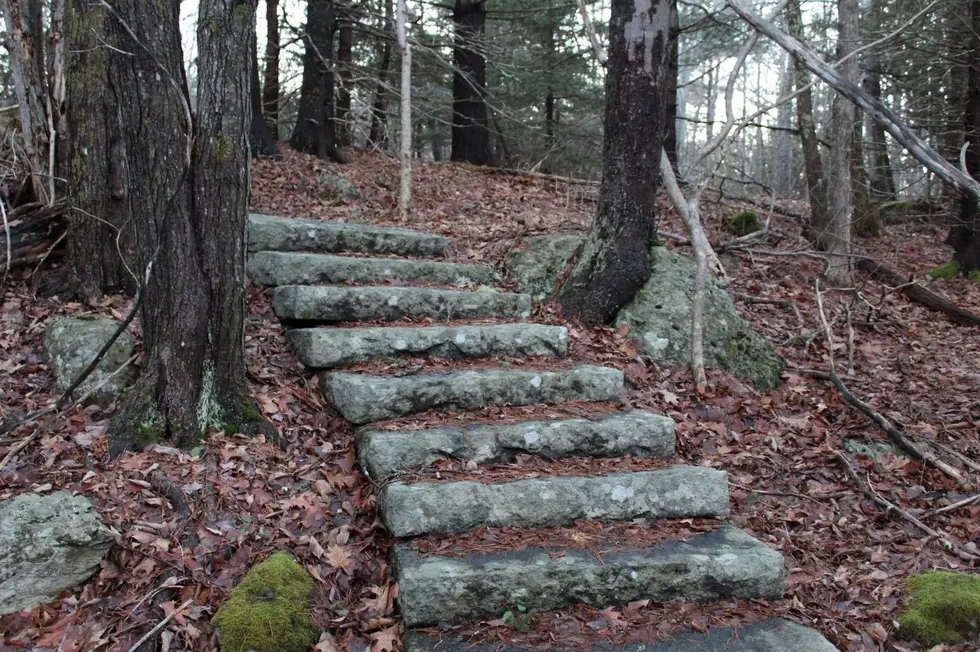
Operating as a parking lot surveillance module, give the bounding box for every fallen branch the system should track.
[929,493,980,518]
[126,598,193,652]
[854,257,980,328]
[485,166,600,187]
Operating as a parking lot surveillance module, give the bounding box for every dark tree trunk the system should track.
[291,0,348,163]
[663,0,680,174]
[852,129,880,237]
[451,0,493,165]
[60,0,136,300]
[556,0,670,326]
[545,91,556,145]
[786,0,828,234]
[262,0,280,135]
[335,17,353,147]
[951,0,980,272]
[107,0,268,454]
[250,40,282,160]
[367,0,393,147]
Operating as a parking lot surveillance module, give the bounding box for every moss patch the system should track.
[928,260,961,279]
[725,210,762,236]
[211,552,318,652]
[898,571,980,647]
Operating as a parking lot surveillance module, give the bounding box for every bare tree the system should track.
[397,0,412,219]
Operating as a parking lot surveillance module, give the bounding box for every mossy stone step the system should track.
[357,410,675,480]
[287,323,567,369]
[322,365,624,424]
[380,467,729,537]
[247,251,498,287]
[247,213,448,257]
[273,285,532,323]
[394,525,785,627]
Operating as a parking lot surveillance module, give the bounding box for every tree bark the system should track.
[451,0,493,165]
[368,0,394,147]
[335,16,353,147]
[557,0,670,326]
[861,0,896,203]
[291,0,348,163]
[107,0,268,454]
[397,0,411,219]
[663,0,679,175]
[950,0,980,272]
[262,0,280,135]
[250,36,282,160]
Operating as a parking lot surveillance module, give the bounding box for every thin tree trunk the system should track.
[950,0,980,272]
[774,52,795,196]
[335,17,353,147]
[557,0,670,326]
[250,38,282,159]
[852,128,879,237]
[663,0,680,175]
[397,0,411,219]
[451,0,493,165]
[368,0,393,147]
[862,0,895,202]
[262,0,280,135]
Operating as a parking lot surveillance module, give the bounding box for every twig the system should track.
[929,493,980,518]
[125,599,193,652]
[0,194,10,290]
[832,448,979,562]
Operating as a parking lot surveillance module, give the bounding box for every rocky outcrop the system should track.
[44,316,136,404]
[505,234,584,301]
[615,247,784,391]
[0,492,114,615]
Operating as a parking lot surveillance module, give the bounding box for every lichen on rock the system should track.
[43,316,137,404]
[898,571,980,647]
[211,552,318,652]
[505,234,584,302]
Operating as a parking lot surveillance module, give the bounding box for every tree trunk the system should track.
[368,0,394,147]
[250,37,282,160]
[107,0,268,454]
[773,52,795,196]
[862,0,896,203]
[786,0,828,233]
[291,0,348,163]
[951,0,980,272]
[262,0,280,135]
[663,0,679,175]
[852,129,880,237]
[60,0,136,300]
[557,0,670,326]
[451,0,493,165]
[335,17,353,147]
[397,0,411,219]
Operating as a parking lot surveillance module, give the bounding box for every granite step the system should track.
[380,467,729,537]
[403,619,839,651]
[247,212,448,257]
[247,251,498,287]
[287,323,567,369]
[273,285,532,323]
[394,525,785,627]
[322,365,624,424]
[357,410,675,480]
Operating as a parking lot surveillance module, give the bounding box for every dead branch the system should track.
[929,493,980,518]
[485,166,600,187]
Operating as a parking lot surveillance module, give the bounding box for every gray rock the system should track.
[395,526,784,627]
[44,316,136,404]
[357,410,676,480]
[316,175,361,202]
[323,365,624,424]
[404,619,839,651]
[380,467,729,537]
[288,323,567,369]
[845,438,904,459]
[505,234,584,301]
[247,251,498,287]
[615,247,784,391]
[247,212,448,257]
[274,285,531,323]
[0,492,114,615]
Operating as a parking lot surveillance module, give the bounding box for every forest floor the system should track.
[1,148,979,652]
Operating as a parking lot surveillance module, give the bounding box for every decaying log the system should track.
[855,257,980,327]
[0,200,68,268]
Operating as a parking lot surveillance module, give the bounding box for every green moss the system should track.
[233,4,250,19]
[971,270,980,283]
[725,210,763,236]
[721,332,784,392]
[240,403,263,422]
[928,260,961,279]
[211,132,235,162]
[898,571,980,647]
[211,552,318,652]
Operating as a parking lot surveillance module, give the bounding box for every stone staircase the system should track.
[247,213,838,651]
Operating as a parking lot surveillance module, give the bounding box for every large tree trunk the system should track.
[291,0,348,163]
[368,0,394,147]
[262,0,280,135]
[60,0,136,300]
[786,0,828,233]
[556,0,670,326]
[451,0,493,165]
[335,17,353,147]
[250,39,282,160]
[107,0,267,454]
[951,0,980,272]
[663,0,680,175]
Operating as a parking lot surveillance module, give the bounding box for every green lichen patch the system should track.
[211,132,235,162]
[928,260,961,279]
[725,210,763,236]
[898,571,980,647]
[211,552,318,652]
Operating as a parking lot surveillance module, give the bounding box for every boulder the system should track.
[212,552,319,652]
[0,492,114,615]
[316,175,361,202]
[505,234,584,301]
[44,316,136,404]
[615,247,784,391]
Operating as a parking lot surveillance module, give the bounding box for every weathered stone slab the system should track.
[247,251,498,287]
[615,247,784,391]
[380,467,728,537]
[288,323,567,369]
[274,285,531,323]
[395,526,784,627]
[322,365,624,424]
[247,212,448,257]
[404,619,839,652]
[0,492,114,615]
[44,316,137,404]
[505,234,585,301]
[358,410,675,480]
